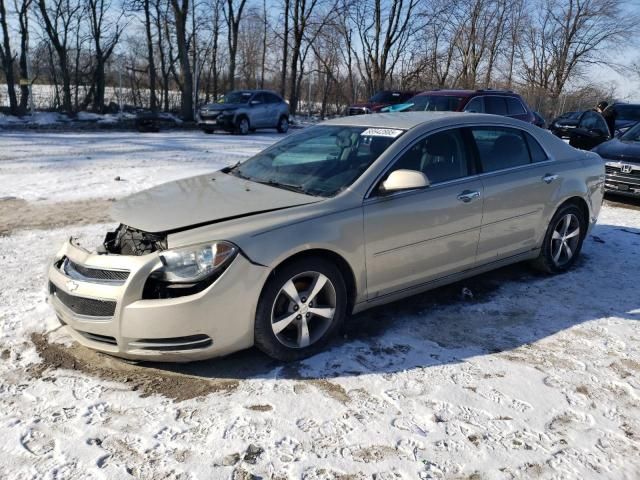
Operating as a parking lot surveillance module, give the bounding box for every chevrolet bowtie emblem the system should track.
[66,280,79,292]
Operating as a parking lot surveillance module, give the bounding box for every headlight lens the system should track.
[156,241,238,283]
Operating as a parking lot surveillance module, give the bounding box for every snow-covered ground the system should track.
[1,131,639,479]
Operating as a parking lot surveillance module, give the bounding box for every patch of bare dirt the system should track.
[308,379,350,404]
[29,333,238,402]
[245,404,273,412]
[0,197,114,235]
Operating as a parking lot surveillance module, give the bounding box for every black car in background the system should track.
[592,121,640,197]
[607,103,640,133]
[569,110,611,151]
[549,111,582,138]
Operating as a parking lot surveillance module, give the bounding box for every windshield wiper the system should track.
[255,179,312,196]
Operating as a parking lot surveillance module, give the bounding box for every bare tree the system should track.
[0,0,18,114]
[37,0,83,113]
[170,0,194,119]
[87,0,123,111]
[351,0,419,95]
[224,0,248,90]
[520,0,636,113]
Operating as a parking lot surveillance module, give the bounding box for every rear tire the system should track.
[236,116,250,135]
[531,204,586,274]
[254,257,347,361]
[277,116,289,133]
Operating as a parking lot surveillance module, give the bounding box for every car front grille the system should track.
[62,257,129,283]
[49,282,117,318]
[128,334,213,351]
[605,165,640,187]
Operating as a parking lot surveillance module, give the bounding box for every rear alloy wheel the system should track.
[254,258,347,361]
[237,117,250,135]
[532,204,586,274]
[277,116,289,133]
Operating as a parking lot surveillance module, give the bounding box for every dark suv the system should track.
[607,103,640,133]
[347,90,416,115]
[386,89,536,124]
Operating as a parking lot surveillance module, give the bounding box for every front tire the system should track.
[254,257,347,361]
[532,204,586,274]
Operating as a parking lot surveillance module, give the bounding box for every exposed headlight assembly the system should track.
[143,242,238,299]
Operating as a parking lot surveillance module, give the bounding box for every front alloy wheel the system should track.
[254,258,347,361]
[271,271,336,349]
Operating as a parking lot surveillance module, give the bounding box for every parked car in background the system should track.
[347,90,416,115]
[533,111,546,128]
[383,89,537,124]
[592,121,640,197]
[549,111,582,138]
[198,90,289,135]
[606,102,640,134]
[47,112,603,362]
[569,110,611,151]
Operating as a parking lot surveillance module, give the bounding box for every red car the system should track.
[387,89,537,124]
[347,90,416,115]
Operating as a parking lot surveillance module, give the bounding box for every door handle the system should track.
[457,190,481,203]
[542,173,559,184]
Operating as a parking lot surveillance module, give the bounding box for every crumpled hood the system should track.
[594,138,640,162]
[111,172,320,233]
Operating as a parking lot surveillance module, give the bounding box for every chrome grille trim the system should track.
[61,257,129,285]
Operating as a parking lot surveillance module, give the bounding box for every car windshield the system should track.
[405,95,464,112]
[616,105,640,122]
[220,91,253,104]
[620,122,640,142]
[369,91,402,103]
[229,125,403,197]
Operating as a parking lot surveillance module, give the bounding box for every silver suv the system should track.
[198,90,290,135]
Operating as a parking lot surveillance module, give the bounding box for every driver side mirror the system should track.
[380,169,430,194]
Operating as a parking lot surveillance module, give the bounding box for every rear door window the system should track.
[264,93,282,104]
[471,127,532,172]
[484,96,508,115]
[506,97,526,115]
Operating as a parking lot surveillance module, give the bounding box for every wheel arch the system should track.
[554,195,590,226]
[264,249,358,315]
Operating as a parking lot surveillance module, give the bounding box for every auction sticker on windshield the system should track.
[361,128,404,138]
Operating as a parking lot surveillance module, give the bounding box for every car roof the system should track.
[416,89,521,98]
[321,111,525,130]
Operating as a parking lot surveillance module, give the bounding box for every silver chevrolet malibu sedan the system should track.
[47,112,605,361]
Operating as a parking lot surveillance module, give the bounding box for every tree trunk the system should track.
[144,0,158,111]
[0,0,18,114]
[280,0,289,96]
[171,0,193,120]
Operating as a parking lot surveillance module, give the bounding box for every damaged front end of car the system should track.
[102,224,168,256]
